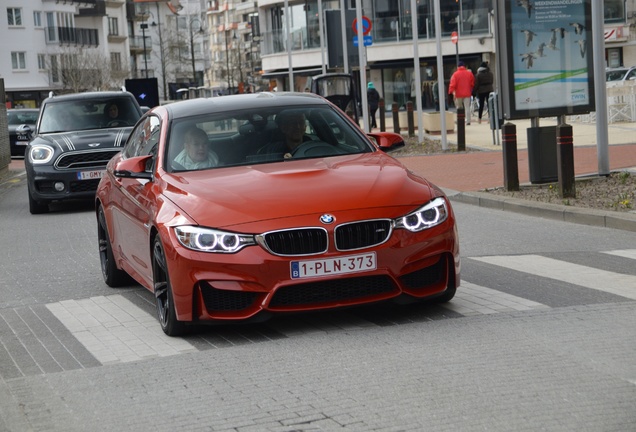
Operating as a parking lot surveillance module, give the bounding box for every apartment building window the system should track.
[604,0,625,23]
[34,11,42,27]
[50,55,60,83]
[38,54,46,70]
[109,17,119,36]
[111,52,122,71]
[8,7,23,26]
[11,52,27,70]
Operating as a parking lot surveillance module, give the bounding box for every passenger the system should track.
[173,127,219,170]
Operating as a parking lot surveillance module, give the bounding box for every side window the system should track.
[122,115,160,159]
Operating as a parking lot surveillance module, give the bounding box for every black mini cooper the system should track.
[24,91,143,214]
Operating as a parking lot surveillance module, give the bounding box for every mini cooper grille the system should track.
[269,275,396,307]
[335,220,392,250]
[263,228,328,255]
[398,257,446,289]
[55,150,120,170]
[200,282,259,312]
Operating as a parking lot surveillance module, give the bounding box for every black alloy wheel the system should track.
[97,205,130,287]
[152,235,187,336]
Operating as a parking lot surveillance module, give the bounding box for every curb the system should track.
[450,190,636,233]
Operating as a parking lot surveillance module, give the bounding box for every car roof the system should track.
[42,91,138,104]
[163,92,329,120]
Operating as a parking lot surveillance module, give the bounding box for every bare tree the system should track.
[48,47,130,93]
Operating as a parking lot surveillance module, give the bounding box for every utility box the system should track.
[527,126,558,184]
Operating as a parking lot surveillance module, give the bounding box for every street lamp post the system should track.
[234,32,244,92]
[225,30,233,93]
[141,23,149,78]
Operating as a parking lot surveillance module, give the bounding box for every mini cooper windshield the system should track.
[166,106,373,172]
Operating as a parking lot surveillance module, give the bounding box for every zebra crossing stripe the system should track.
[472,254,636,301]
[46,295,197,365]
[603,249,636,260]
[444,281,549,316]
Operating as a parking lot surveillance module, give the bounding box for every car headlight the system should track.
[394,197,448,232]
[29,145,55,164]
[174,226,256,253]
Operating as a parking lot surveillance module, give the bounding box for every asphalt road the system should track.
[0,172,635,432]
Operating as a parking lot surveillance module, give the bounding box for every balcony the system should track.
[129,36,152,54]
[45,26,99,47]
[42,0,97,5]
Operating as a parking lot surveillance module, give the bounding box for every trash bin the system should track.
[527,126,558,184]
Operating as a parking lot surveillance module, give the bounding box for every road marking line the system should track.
[472,254,636,300]
[47,295,196,364]
[603,249,636,260]
[445,281,549,316]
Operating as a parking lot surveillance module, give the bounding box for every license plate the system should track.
[291,252,377,279]
[77,170,105,180]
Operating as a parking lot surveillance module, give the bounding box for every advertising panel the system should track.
[496,0,595,119]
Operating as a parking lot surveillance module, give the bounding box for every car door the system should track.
[111,115,162,286]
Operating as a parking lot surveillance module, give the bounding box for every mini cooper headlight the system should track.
[394,197,448,232]
[29,145,55,164]
[174,226,256,253]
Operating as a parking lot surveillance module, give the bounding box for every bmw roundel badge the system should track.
[320,214,335,224]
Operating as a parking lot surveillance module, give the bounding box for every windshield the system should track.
[39,97,140,134]
[7,110,39,125]
[606,69,628,82]
[166,105,373,172]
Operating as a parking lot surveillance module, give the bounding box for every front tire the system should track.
[97,205,130,287]
[28,190,49,214]
[152,235,187,336]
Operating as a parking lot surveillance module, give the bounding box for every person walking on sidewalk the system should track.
[449,61,475,125]
[367,82,380,129]
[474,61,494,124]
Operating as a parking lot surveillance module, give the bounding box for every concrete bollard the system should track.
[457,107,465,151]
[557,123,576,198]
[502,123,519,191]
[379,99,386,132]
[406,101,414,137]
[392,102,400,134]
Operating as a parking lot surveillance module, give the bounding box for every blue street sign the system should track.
[353,35,373,47]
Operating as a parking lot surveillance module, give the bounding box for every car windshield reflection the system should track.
[38,98,140,134]
[166,106,372,172]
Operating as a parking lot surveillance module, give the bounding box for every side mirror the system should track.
[114,155,153,180]
[16,124,34,139]
[368,132,406,152]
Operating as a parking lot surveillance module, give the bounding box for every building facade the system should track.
[3,0,636,108]
[1,0,129,108]
[254,0,636,111]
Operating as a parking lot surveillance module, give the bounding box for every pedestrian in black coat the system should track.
[367,82,380,129]
[474,62,494,124]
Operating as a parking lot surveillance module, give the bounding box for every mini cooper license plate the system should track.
[77,170,105,180]
[291,252,376,279]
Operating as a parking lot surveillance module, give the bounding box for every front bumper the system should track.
[161,220,460,323]
[26,163,104,203]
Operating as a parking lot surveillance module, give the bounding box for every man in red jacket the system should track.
[448,61,475,125]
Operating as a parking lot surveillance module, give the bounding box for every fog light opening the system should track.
[54,182,65,192]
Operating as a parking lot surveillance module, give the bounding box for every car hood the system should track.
[34,128,131,152]
[162,153,439,229]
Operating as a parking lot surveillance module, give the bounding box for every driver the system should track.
[259,110,311,157]
[103,102,124,127]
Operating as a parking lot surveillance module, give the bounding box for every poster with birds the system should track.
[507,0,593,113]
